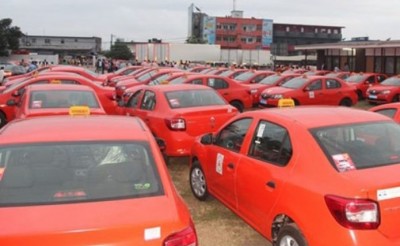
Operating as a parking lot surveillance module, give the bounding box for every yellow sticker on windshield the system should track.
[69,106,90,116]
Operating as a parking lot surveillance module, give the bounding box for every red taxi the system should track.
[0,115,197,245]
[189,106,400,245]
[9,84,106,119]
[369,102,400,123]
[325,71,351,80]
[168,74,253,112]
[117,84,238,157]
[345,72,388,99]
[366,75,400,104]
[115,68,182,100]
[0,74,117,127]
[259,75,358,107]
[99,65,143,84]
[233,70,275,84]
[106,67,152,87]
[247,73,300,106]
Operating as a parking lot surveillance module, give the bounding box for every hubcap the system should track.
[279,235,299,246]
[191,168,206,197]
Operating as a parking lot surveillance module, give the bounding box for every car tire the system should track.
[357,90,363,100]
[276,224,308,246]
[392,94,400,102]
[189,160,208,201]
[230,100,244,112]
[0,111,7,128]
[339,98,352,107]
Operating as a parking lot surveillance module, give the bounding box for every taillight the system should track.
[165,118,186,131]
[325,195,380,229]
[163,224,198,246]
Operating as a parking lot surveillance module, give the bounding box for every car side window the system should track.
[215,118,252,152]
[207,78,228,89]
[127,90,143,108]
[377,75,386,82]
[248,120,292,166]
[190,79,203,85]
[367,76,375,83]
[325,79,341,89]
[140,90,156,110]
[60,80,79,85]
[307,80,322,91]
[253,74,266,83]
[374,108,396,119]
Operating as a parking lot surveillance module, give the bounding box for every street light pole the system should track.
[110,34,114,50]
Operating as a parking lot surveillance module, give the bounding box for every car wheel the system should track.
[230,100,244,112]
[339,98,352,107]
[0,112,7,128]
[392,94,400,102]
[190,160,208,201]
[276,224,308,246]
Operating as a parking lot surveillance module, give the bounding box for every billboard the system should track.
[203,16,216,44]
[262,19,273,48]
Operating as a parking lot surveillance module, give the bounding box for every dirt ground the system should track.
[167,157,272,246]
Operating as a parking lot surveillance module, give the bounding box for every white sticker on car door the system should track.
[216,153,224,175]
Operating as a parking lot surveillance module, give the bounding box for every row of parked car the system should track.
[1,64,400,245]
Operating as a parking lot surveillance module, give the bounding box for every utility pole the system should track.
[110,34,115,50]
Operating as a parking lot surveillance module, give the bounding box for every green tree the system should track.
[186,35,207,44]
[105,40,133,60]
[0,18,23,56]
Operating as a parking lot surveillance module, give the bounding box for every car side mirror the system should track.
[200,133,213,145]
[6,99,17,106]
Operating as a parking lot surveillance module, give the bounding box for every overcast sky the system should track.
[3,0,400,49]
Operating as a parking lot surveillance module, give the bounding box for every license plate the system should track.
[368,95,377,99]
[260,99,267,104]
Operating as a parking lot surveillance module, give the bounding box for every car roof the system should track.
[0,116,150,144]
[126,83,211,93]
[26,83,94,91]
[242,106,391,129]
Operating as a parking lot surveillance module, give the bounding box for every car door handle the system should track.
[266,181,276,189]
[227,163,235,169]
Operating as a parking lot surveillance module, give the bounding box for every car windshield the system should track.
[345,75,366,83]
[165,89,226,108]
[30,90,100,108]
[169,77,187,84]
[259,75,281,85]
[0,141,163,206]
[381,77,400,86]
[234,71,255,82]
[137,70,158,82]
[312,121,400,171]
[282,77,307,89]
[148,73,171,86]
[218,70,235,77]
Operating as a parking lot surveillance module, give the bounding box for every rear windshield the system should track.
[165,89,226,108]
[0,141,163,206]
[312,122,400,172]
[234,71,255,82]
[30,90,100,108]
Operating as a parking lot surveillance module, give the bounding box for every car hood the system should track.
[262,86,295,94]
[369,85,398,91]
[0,196,191,245]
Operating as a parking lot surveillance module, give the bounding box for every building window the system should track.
[327,29,331,34]
[75,39,78,42]
[44,39,51,44]
[315,28,319,33]
[61,39,65,44]
[300,27,304,33]
[385,57,395,74]
[216,24,222,29]
[31,38,36,44]
[286,26,290,32]
[333,29,339,34]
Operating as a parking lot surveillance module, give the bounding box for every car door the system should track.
[124,89,144,117]
[235,120,293,233]
[206,118,253,209]
[206,77,231,99]
[298,79,323,105]
[323,78,344,105]
[135,90,157,127]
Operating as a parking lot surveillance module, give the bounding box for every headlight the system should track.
[272,94,283,99]
[250,89,258,94]
[382,90,391,95]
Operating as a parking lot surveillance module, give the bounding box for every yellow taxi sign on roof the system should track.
[50,79,61,84]
[160,80,169,85]
[69,106,90,116]
[278,98,295,108]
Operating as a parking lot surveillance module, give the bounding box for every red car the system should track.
[233,70,275,84]
[369,102,400,123]
[168,74,254,112]
[247,73,301,106]
[115,68,182,100]
[107,67,152,87]
[218,68,247,79]
[325,71,351,80]
[366,75,400,104]
[189,106,400,245]
[0,74,117,127]
[0,115,197,245]
[100,65,143,84]
[259,75,358,107]
[345,72,388,100]
[9,84,106,119]
[117,84,238,157]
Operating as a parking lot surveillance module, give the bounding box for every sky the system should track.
[3,0,400,49]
